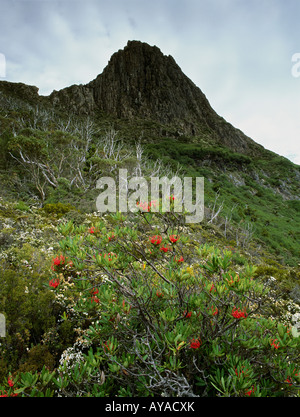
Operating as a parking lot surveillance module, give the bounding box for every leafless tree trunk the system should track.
[208,192,224,224]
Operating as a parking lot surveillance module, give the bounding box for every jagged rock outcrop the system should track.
[50,84,95,115]
[89,41,212,127]
[0,81,40,105]
[48,40,257,154]
[0,41,260,154]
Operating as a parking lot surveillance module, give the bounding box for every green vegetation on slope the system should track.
[0,200,300,397]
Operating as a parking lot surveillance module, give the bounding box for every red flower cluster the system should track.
[210,306,218,316]
[99,252,118,262]
[149,235,173,253]
[160,245,171,253]
[285,368,299,385]
[227,274,240,286]
[49,278,60,289]
[51,254,66,271]
[231,307,248,319]
[169,234,179,243]
[105,252,117,261]
[137,200,157,212]
[0,376,18,397]
[7,377,14,388]
[209,284,216,293]
[174,256,184,263]
[108,232,115,241]
[235,366,249,378]
[183,311,192,318]
[103,341,114,352]
[90,288,99,304]
[149,235,162,245]
[245,386,255,396]
[270,338,280,349]
[149,235,179,254]
[189,338,202,349]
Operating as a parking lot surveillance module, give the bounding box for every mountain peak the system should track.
[88,39,205,125]
[49,40,256,153]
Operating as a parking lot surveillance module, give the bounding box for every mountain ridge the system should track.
[49,40,259,154]
[0,40,261,156]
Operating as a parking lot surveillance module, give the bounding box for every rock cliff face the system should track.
[49,41,257,153]
[0,40,259,154]
[89,41,213,127]
[0,80,40,104]
[50,84,95,115]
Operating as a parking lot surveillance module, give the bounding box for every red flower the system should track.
[169,234,179,243]
[160,245,170,253]
[7,376,14,388]
[149,235,162,245]
[245,386,255,396]
[91,296,100,304]
[1,375,18,397]
[210,306,218,316]
[103,342,110,352]
[270,338,280,349]
[235,366,249,378]
[285,369,299,385]
[105,252,117,261]
[227,274,240,286]
[285,377,292,385]
[51,255,66,271]
[190,338,202,349]
[137,201,149,212]
[49,278,60,289]
[99,252,117,262]
[156,291,163,298]
[137,200,157,212]
[231,307,248,319]
[183,311,192,318]
[209,284,216,293]
[174,256,184,263]
[103,341,114,352]
[108,233,115,241]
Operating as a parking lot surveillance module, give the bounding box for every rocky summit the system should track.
[48,40,257,154]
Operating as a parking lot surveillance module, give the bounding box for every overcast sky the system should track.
[1,0,300,165]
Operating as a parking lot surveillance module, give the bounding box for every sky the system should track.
[1,0,300,165]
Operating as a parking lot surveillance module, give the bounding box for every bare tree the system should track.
[208,192,224,224]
